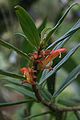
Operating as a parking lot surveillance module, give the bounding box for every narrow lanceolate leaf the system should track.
[39,44,80,85]
[52,65,80,98]
[40,69,49,82]
[15,5,40,48]
[38,17,47,35]
[58,98,80,106]
[5,84,36,100]
[47,19,80,50]
[15,32,37,49]
[41,27,52,41]
[0,39,30,61]
[4,79,32,91]
[26,111,51,119]
[45,3,79,41]
[0,99,33,107]
[0,69,24,79]
[54,19,80,50]
[37,84,52,101]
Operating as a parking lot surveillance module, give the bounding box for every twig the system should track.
[32,84,80,112]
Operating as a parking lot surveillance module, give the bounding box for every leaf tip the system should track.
[14,5,20,10]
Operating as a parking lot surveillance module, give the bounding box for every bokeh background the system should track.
[0,0,80,120]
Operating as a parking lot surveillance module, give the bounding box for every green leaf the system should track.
[45,3,79,41]
[52,65,80,98]
[63,58,77,73]
[54,19,80,50]
[40,89,52,101]
[47,73,56,95]
[15,33,36,65]
[25,111,51,119]
[58,98,80,107]
[47,19,80,50]
[4,79,32,91]
[0,69,24,79]
[37,85,52,101]
[0,99,33,107]
[15,5,40,48]
[38,17,47,35]
[15,33,37,67]
[40,70,49,81]
[15,32,37,49]
[41,27,52,41]
[0,39,30,61]
[5,84,36,100]
[39,44,80,85]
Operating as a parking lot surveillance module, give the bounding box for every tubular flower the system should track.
[40,50,51,58]
[20,67,36,85]
[31,50,51,60]
[38,48,67,70]
[31,52,39,60]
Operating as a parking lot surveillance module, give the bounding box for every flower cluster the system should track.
[38,48,67,70]
[20,48,67,85]
[20,67,36,85]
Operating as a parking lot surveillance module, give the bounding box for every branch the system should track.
[32,84,80,112]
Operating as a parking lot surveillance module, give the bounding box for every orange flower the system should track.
[40,50,51,58]
[20,67,36,85]
[38,48,67,70]
[31,50,51,60]
[31,52,39,60]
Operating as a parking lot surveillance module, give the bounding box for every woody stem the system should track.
[32,84,80,112]
[32,50,80,113]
